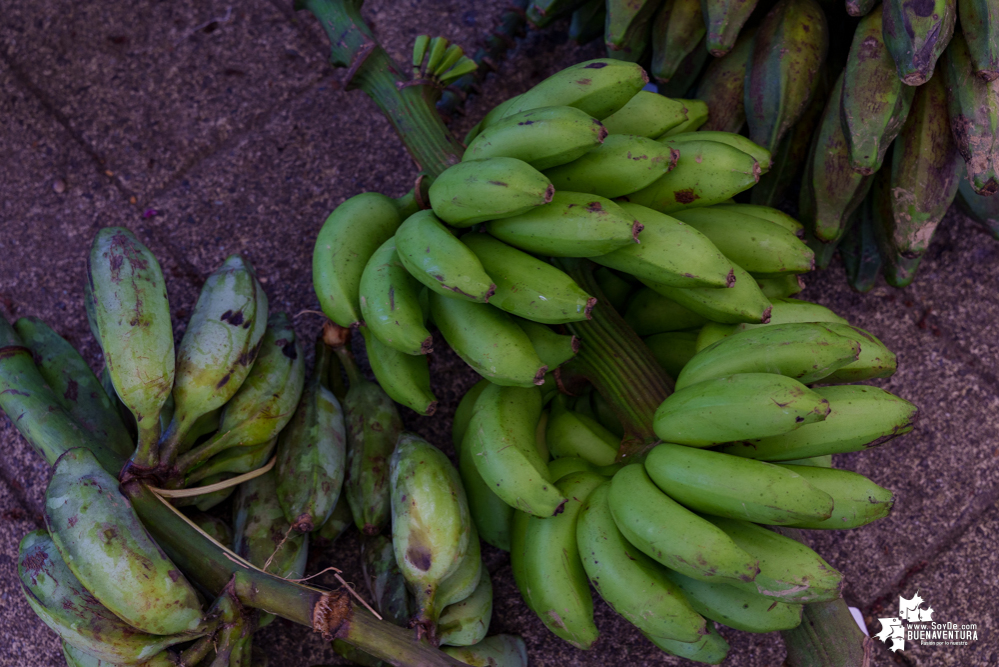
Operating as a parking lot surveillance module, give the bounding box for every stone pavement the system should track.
[1,2,997,665]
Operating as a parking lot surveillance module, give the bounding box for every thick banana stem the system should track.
[555,259,672,460]
[301,0,464,177]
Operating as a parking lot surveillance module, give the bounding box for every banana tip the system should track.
[584,297,597,319]
[322,321,351,348]
[420,336,434,355]
[543,184,555,204]
[725,269,736,288]
[631,221,644,243]
[761,305,773,324]
[533,366,549,386]
[423,400,439,416]
[597,123,608,143]
[293,515,314,533]
[570,335,581,354]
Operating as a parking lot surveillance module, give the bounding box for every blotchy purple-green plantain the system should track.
[882,0,956,86]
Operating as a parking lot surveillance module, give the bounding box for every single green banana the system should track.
[693,298,846,350]
[463,106,606,170]
[646,443,834,524]
[959,0,999,81]
[44,448,202,634]
[487,190,641,257]
[641,262,772,325]
[461,233,595,324]
[800,73,875,243]
[549,456,603,480]
[516,319,579,369]
[956,174,999,238]
[88,227,174,466]
[544,134,679,198]
[361,534,412,626]
[335,340,404,535]
[670,207,814,274]
[883,0,956,85]
[654,373,830,446]
[666,131,773,172]
[546,396,619,466]
[313,192,401,327]
[658,98,710,136]
[527,0,589,26]
[658,39,711,97]
[184,436,277,485]
[624,287,709,334]
[664,569,803,632]
[438,568,493,647]
[190,512,233,548]
[705,516,844,602]
[19,531,195,664]
[359,237,433,355]
[674,322,861,389]
[465,383,566,516]
[359,326,437,415]
[779,465,894,529]
[177,313,305,476]
[570,0,606,44]
[517,471,604,648]
[13,317,133,459]
[745,0,829,153]
[695,28,756,133]
[604,0,663,61]
[820,322,897,382]
[161,254,265,461]
[940,32,999,195]
[593,202,736,288]
[650,0,705,82]
[626,139,761,212]
[600,90,692,138]
[841,6,916,174]
[318,495,354,545]
[233,468,308,580]
[754,272,805,298]
[394,210,496,303]
[608,464,760,584]
[430,291,548,387]
[643,621,729,664]
[593,267,635,312]
[498,59,649,121]
[436,523,484,618]
[577,483,708,641]
[429,158,554,228]
[721,384,918,460]
[276,340,347,533]
[442,635,528,667]
[645,330,698,378]
[390,433,471,628]
[702,0,760,57]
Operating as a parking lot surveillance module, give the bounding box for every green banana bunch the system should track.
[442,635,528,667]
[353,328,435,417]
[645,330,698,378]
[276,339,346,533]
[463,106,607,170]
[841,6,916,175]
[645,444,835,525]
[44,448,203,635]
[600,90,698,137]
[87,226,174,465]
[883,0,956,85]
[313,191,401,328]
[651,0,705,82]
[461,234,595,324]
[359,238,433,355]
[546,396,619,466]
[800,73,874,244]
[576,483,708,641]
[840,197,884,291]
[695,29,756,133]
[429,158,554,228]
[593,202,736,288]
[389,433,471,629]
[745,0,829,154]
[487,190,641,257]
[779,464,894,528]
[177,312,305,476]
[721,384,918,460]
[161,254,266,462]
[627,138,761,212]
[671,207,814,274]
[643,621,730,664]
[664,569,804,632]
[624,287,709,334]
[515,471,604,648]
[336,339,404,535]
[517,319,579,370]
[641,262,772,324]
[233,468,309,580]
[674,322,861,389]
[605,0,663,61]
[13,317,133,460]
[959,0,999,80]
[19,530,196,664]
[464,383,566,517]
[608,464,760,583]
[941,32,999,195]
[544,134,679,198]
[956,175,999,238]
[654,373,830,446]
[438,568,493,647]
[361,534,412,626]
[705,516,843,602]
